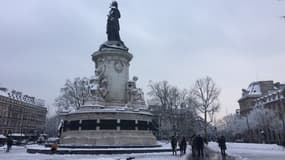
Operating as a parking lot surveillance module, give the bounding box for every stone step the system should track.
[26,148,172,155]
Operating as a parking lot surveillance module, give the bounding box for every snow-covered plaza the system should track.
[0,142,285,160]
[208,142,285,160]
[0,144,188,160]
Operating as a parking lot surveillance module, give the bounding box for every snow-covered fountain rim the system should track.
[27,141,170,151]
[60,107,152,116]
[44,144,163,149]
[26,141,173,155]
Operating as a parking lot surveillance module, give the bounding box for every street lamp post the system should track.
[260,130,265,143]
[173,125,177,137]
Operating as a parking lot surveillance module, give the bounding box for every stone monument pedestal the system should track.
[60,108,156,146]
[59,42,157,146]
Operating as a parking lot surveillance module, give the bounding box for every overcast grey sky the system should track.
[0,0,285,117]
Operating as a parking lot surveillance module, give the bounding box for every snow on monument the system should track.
[59,1,157,146]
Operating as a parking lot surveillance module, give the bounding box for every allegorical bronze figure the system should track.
[107,1,121,41]
[100,1,128,51]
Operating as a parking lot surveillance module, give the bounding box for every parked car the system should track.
[0,134,6,146]
[9,133,28,145]
[235,139,244,143]
[37,134,48,144]
[46,137,60,145]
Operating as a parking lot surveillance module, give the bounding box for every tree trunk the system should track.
[204,110,207,138]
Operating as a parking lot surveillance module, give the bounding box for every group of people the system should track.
[170,136,187,156]
[170,134,227,157]
[191,134,206,157]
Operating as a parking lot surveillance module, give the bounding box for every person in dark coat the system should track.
[218,136,227,156]
[170,136,177,155]
[6,136,13,152]
[196,134,204,157]
[190,134,197,157]
[179,136,187,155]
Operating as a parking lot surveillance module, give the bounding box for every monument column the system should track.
[92,47,132,105]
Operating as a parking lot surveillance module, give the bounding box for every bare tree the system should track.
[148,81,171,110]
[148,81,174,137]
[191,76,220,137]
[55,77,90,111]
[148,81,199,138]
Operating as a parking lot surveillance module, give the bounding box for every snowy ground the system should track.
[208,141,285,160]
[0,143,189,160]
[26,141,171,151]
[2,142,285,160]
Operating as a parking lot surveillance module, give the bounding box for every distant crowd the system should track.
[170,134,227,157]
[2,133,227,157]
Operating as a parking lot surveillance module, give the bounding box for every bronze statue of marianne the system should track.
[107,1,121,41]
[99,1,128,51]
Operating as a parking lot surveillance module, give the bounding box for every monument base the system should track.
[59,108,157,146]
[61,130,156,146]
[27,144,171,155]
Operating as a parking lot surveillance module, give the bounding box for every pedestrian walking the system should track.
[190,134,197,157]
[179,136,187,155]
[196,134,204,157]
[171,136,177,155]
[6,136,13,152]
[218,136,227,156]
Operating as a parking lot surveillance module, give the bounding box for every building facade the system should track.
[254,86,285,116]
[238,81,285,143]
[238,81,285,116]
[0,87,47,137]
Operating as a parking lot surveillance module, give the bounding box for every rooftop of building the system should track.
[238,80,285,102]
[255,87,285,104]
[0,86,45,107]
